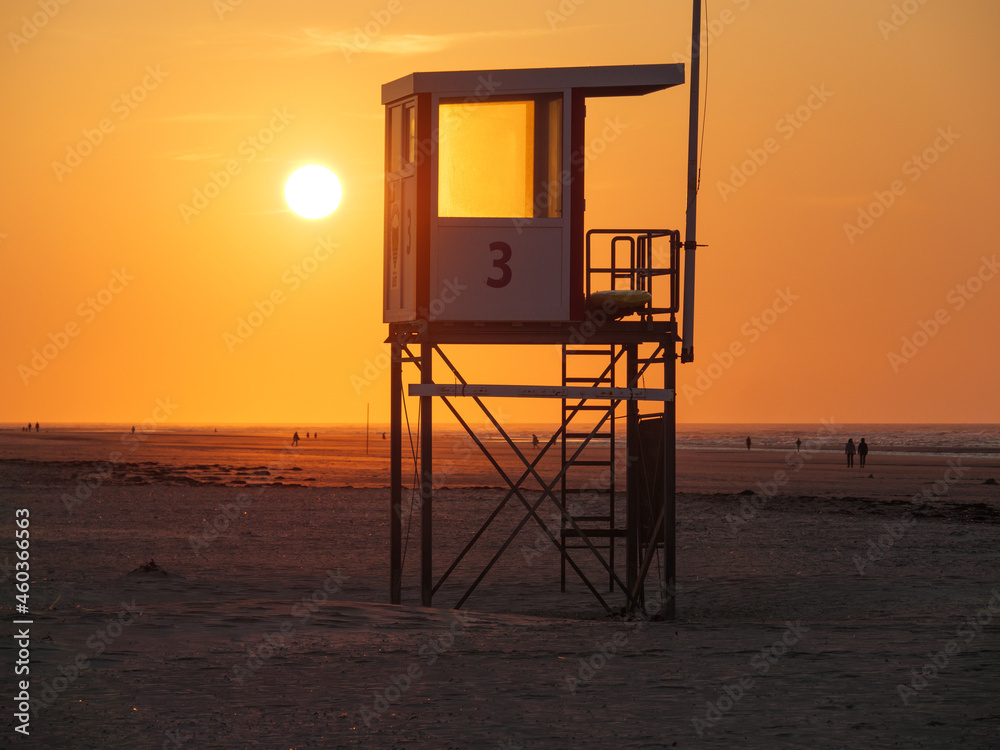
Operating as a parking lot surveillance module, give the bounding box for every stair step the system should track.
[562,529,627,539]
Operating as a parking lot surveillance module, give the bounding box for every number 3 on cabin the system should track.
[486,241,512,289]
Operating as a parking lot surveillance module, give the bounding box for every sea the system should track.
[4,422,998,458]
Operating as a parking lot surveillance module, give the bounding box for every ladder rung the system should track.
[565,432,612,439]
[562,529,626,539]
[570,404,615,411]
[571,460,612,467]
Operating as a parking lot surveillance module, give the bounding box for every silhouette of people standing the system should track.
[795,438,801,453]
[532,434,540,450]
[131,426,136,434]
[845,438,856,468]
[746,436,752,451]
[858,438,869,468]
[292,432,300,446]
[35,422,40,432]
[382,432,386,440]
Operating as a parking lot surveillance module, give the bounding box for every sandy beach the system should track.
[2,428,999,748]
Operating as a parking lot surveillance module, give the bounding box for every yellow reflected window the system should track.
[438,97,562,219]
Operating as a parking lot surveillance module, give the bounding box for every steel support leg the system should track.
[625,344,639,606]
[420,343,433,607]
[662,338,677,619]
[390,336,402,605]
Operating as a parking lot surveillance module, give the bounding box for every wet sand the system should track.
[1,430,999,748]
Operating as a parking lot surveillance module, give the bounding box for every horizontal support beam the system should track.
[387,320,677,346]
[409,383,674,402]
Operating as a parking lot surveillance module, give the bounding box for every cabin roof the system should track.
[382,63,684,104]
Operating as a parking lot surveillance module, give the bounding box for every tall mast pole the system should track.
[680,0,702,363]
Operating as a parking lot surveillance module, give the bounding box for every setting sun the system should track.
[285,165,342,219]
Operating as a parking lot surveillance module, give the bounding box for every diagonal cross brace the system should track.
[434,346,641,609]
[434,396,617,613]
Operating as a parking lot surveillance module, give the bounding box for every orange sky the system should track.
[1,0,998,426]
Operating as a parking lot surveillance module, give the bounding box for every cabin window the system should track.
[438,96,562,219]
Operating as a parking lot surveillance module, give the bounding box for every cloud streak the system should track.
[266,25,560,58]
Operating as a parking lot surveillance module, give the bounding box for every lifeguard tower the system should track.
[383,49,703,617]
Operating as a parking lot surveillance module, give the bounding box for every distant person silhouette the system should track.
[795,438,801,453]
[532,434,540,450]
[35,422,39,432]
[746,437,751,451]
[858,438,869,468]
[382,432,386,440]
[292,432,300,446]
[845,438,856,468]
[131,426,136,434]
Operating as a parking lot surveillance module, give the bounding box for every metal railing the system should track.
[585,228,682,318]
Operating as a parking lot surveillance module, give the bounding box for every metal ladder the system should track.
[559,344,622,593]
